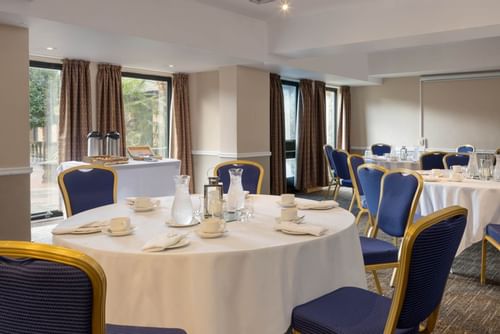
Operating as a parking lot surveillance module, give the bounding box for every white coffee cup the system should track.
[109,217,131,232]
[134,197,154,209]
[281,207,298,222]
[431,169,443,178]
[281,193,295,206]
[200,217,225,234]
[452,165,463,173]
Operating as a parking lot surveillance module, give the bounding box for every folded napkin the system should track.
[296,200,339,210]
[275,222,327,237]
[142,233,187,252]
[52,220,108,235]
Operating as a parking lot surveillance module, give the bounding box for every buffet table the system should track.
[52,195,366,334]
[419,178,500,255]
[58,159,180,200]
[365,156,420,170]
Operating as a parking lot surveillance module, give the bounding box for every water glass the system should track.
[479,159,492,181]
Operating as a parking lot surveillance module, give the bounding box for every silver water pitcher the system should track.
[104,131,121,156]
[87,131,102,157]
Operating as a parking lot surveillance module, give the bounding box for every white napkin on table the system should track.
[274,222,327,237]
[296,200,339,210]
[142,233,187,252]
[52,220,108,235]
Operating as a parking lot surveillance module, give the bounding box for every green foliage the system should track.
[29,68,60,129]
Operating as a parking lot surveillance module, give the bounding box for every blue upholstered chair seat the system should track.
[107,324,186,334]
[292,287,417,334]
[360,237,398,265]
[339,179,352,187]
[486,224,500,242]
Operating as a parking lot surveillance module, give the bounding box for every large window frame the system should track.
[326,86,338,149]
[29,60,64,221]
[121,72,172,156]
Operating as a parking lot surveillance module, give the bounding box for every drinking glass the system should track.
[479,158,492,181]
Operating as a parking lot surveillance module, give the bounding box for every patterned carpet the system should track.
[297,189,500,334]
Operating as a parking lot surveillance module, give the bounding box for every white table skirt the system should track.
[365,157,420,170]
[58,159,180,200]
[418,178,500,255]
[52,195,366,334]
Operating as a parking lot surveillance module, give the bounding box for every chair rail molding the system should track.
[192,150,272,159]
[0,166,33,176]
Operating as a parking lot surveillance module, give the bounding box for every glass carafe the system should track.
[171,175,193,225]
[494,155,500,182]
[400,146,408,161]
[466,152,479,179]
[226,168,245,212]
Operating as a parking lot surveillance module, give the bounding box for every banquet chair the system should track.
[357,163,387,235]
[371,143,392,156]
[323,144,339,199]
[360,169,423,294]
[347,154,368,226]
[456,144,475,153]
[443,153,470,169]
[291,206,467,334]
[480,224,500,284]
[325,148,353,200]
[0,241,186,334]
[420,151,447,170]
[58,165,117,217]
[214,160,264,194]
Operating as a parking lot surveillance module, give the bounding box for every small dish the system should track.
[102,225,136,237]
[166,218,200,227]
[196,229,227,239]
[129,200,161,212]
[275,216,305,224]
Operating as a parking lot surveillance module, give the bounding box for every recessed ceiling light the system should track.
[280,0,290,12]
[46,46,56,51]
[169,64,175,68]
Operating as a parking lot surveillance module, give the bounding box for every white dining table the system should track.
[365,156,420,170]
[418,176,500,255]
[52,195,366,334]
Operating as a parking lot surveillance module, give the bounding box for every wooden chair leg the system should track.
[481,237,487,285]
[372,270,383,294]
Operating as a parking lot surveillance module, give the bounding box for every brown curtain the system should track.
[270,73,286,195]
[337,86,351,151]
[59,59,91,162]
[96,64,126,156]
[295,79,314,191]
[172,73,194,192]
[314,81,329,187]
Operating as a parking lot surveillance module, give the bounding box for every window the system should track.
[326,87,338,148]
[29,61,63,220]
[122,73,172,157]
[282,80,299,186]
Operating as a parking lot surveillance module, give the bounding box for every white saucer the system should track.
[196,229,227,239]
[103,226,136,237]
[275,216,305,224]
[130,200,160,212]
[165,238,190,249]
[276,201,297,208]
[166,218,200,227]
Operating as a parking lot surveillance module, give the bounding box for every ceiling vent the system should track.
[249,0,276,4]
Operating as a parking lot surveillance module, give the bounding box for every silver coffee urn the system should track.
[87,131,102,157]
[104,131,121,156]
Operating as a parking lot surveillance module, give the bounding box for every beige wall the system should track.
[351,77,420,150]
[0,24,31,240]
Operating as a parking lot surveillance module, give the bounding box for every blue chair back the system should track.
[215,160,264,194]
[457,145,475,153]
[371,143,391,156]
[347,155,365,196]
[443,153,469,169]
[58,165,117,216]
[0,241,106,334]
[323,145,336,176]
[357,164,386,218]
[387,207,467,331]
[376,170,423,237]
[420,151,446,170]
[330,149,351,180]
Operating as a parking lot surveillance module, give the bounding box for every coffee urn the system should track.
[87,131,102,157]
[104,131,121,156]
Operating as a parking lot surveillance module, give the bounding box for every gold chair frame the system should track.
[324,147,353,201]
[419,151,447,170]
[58,164,118,217]
[365,169,423,294]
[442,152,469,169]
[0,241,106,334]
[323,144,340,200]
[480,229,500,284]
[293,206,467,334]
[347,154,368,227]
[213,160,265,194]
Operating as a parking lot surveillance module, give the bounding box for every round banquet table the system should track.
[52,195,366,334]
[366,157,420,170]
[418,178,500,255]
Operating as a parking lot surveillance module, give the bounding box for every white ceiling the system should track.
[1,0,500,85]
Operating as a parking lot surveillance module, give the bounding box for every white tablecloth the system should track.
[419,178,500,255]
[58,159,180,200]
[366,157,420,170]
[52,195,366,334]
